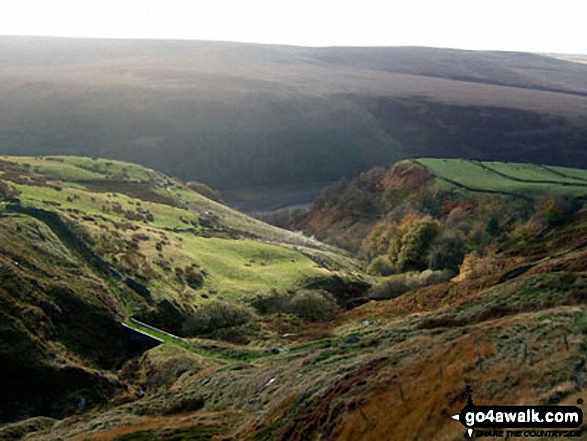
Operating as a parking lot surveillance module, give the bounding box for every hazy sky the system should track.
[1,0,585,54]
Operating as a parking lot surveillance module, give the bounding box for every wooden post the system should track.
[574,358,585,391]
[475,354,484,372]
[439,365,444,381]
[398,381,405,400]
[564,332,569,352]
[355,400,375,427]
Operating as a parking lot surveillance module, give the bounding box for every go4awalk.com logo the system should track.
[451,386,584,438]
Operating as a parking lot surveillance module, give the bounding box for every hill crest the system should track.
[2,37,587,206]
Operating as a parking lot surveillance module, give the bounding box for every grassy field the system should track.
[5,156,153,182]
[178,236,327,299]
[0,155,361,312]
[548,165,587,181]
[1,155,339,248]
[417,158,587,199]
[481,161,587,184]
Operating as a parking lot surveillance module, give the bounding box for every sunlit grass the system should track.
[482,161,586,184]
[417,158,587,198]
[178,236,328,300]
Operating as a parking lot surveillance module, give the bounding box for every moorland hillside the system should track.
[1,156,587,439]
[2,37,587,209]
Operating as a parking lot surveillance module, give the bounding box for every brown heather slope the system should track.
[13,210,587,441]
[255,214,587,441]
[0,214,129,423]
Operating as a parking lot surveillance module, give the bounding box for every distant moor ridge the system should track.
[1,37,587,195]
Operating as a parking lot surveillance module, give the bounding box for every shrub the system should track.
[510,220,542,242]
[338,184,378,217]
[183,300,255,335]
[486,217,502,237]
[367,255,396,276]
[388,216,441,271]
[454,250,501,281]
[534,196,580,227]
[364,221,396,258]
[426,234,467,273]
[370,269,451,299]
[314,177,349,209]
[250,289,292,314]
[417,269,452,285]
[214,324,257,345]
[250,289,339,322]
[288,290,339,322]
[184,265,206,289]
[370,273,413,299]
[467,219,491,247]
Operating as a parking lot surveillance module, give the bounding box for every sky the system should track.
[0,0,585,54]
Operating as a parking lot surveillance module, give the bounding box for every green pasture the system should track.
[417,158,587,199]
[177,235,328,300]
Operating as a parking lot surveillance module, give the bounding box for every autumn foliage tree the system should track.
[388,215,441,272]
[534,195,579,226]
[426,233,467,273]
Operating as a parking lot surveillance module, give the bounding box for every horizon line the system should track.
[1,34,586,56]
